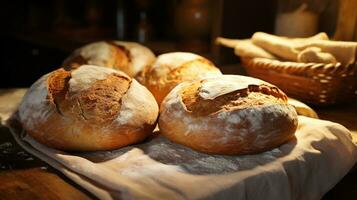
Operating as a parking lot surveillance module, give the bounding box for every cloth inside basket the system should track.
[7,114,357,200]
[217,32,357,66]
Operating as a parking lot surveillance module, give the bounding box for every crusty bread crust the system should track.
[18,65,159,151]
[140,52,222,104]
[63,41,156,77]
[159,75,298,155]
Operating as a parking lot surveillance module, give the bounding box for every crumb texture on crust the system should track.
[72,74,131,125]
[68,65,129,93]
[50,65,131,125]
[33,65,132,126]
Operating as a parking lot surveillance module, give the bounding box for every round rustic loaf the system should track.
[139,52,222,104]
[63,41,156,77]
[159,75,298,155]
[18,65,159,151]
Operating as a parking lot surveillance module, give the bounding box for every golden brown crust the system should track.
[159,75,298,155]
[159,106,296,155]
[47,68,71,108]
[63,42,121,71]
[165,58,217,82]
[181,81,288,116]
[141,53,222,104]
[106,41,131,72]
[63,41,155,77]
[72,74,131,125]
[18,65,159,151]
[25,121,154,152]
[47,68,131,125]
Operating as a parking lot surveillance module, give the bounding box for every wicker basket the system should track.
[241,58,357,106]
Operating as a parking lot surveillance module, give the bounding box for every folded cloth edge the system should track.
[5,113,357,200]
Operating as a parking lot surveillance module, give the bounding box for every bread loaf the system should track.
[159,75,298,155]
[139,52,222,104]
[63,41,156,77]
[18,65,159,151]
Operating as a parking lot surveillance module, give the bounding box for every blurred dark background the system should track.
[0,1,356,199]
[0,0,343,88]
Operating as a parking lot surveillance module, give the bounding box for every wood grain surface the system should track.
[0,126,94,200]
[0,168,92,200]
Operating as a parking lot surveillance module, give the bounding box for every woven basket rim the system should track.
[241,57,357,76]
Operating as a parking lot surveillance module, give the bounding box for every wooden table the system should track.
[0,89,356,200]
[0,89,94,200]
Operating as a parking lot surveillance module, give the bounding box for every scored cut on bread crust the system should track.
[159,75,298,155]
[18,65,159,151]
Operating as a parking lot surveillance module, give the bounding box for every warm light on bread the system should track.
[159,75,298,155]
[18,65,159,151]
[138,52,222,104]
[63,41,156,77]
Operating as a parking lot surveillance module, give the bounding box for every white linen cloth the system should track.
[7,114,357,200]
[217,32,357,65]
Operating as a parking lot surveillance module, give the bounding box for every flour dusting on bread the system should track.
[153,52,202,70]
[18,65,159,151]
[78,42,112,66]
[199,75,267,100]
[18,74,52,130]
[115,79,158,127]
[159,75,298,155]
[69,65,129,93]
[113,41,156,76]
[161,82,220,135]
